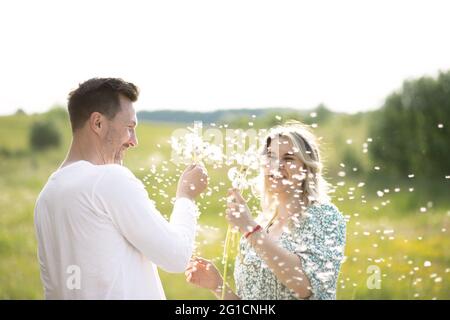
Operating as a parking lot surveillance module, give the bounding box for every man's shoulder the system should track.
[100,164,135,177]
[92,165,148,207]
[94,164,142,191]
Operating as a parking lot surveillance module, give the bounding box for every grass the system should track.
[0,112,448,299]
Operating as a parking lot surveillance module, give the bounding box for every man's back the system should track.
[34,160,197,299]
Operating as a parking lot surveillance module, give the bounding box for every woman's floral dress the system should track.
[234,203,346,300]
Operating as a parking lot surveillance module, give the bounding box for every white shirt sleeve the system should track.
[92,165,199,273]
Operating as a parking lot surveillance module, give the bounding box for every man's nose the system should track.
[129,133,138,147]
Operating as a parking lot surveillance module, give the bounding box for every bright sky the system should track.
[1,0,449,115]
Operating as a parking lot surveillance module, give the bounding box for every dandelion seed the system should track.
[409,188,414,192]
[357,182,365,187]
[424,261,431,267]
[408,174,415,178]
[374,166,380,170]
[275,115,282,121]
[346,139,353,144]
[437,123,444,128]
[338,171,346,177]
[377,191,384,197]
[311,123,318,128]
[310,112,317,118]
[420,207,427,213]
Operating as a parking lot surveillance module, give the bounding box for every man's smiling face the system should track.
[102,94,138,165]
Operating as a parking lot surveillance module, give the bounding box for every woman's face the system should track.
[264,136,306,197]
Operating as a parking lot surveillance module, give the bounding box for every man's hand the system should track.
[176,164,208,200]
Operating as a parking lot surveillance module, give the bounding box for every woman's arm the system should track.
[245,222,312,299]
[226,189,312,299]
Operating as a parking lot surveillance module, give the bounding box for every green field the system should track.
[0,112,449,299]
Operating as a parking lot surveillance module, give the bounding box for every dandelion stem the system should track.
[221,165,248,299]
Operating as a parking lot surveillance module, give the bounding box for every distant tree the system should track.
[369,71,450,178]
[15,108,26,116]
[314,103,332,124]
[29,120,61,151]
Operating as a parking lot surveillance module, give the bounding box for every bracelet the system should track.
[244,224,262,239]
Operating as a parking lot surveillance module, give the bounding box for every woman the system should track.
[185,121,347,300]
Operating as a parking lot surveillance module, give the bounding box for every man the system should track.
[34,78,208,299]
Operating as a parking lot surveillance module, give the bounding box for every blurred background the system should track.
[0,0,449,299]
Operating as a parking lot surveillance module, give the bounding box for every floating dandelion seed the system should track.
[420,207,427,213]
[424,261,431,267]
[437,123,444,128]
[170,122,224,166]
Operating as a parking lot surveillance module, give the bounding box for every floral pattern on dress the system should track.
[234,203,346,300]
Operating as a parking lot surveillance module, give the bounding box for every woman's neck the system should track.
[268,195,304,231]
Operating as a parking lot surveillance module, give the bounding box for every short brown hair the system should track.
[68,78,139,131]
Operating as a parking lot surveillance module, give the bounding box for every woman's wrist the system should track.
[240,220,258,234]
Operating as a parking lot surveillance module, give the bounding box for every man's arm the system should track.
[93,165,207,273]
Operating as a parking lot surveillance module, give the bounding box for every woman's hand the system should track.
[185,257,223,291]
[225,188,258,234]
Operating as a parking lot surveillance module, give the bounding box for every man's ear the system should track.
[89,112,105,135]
